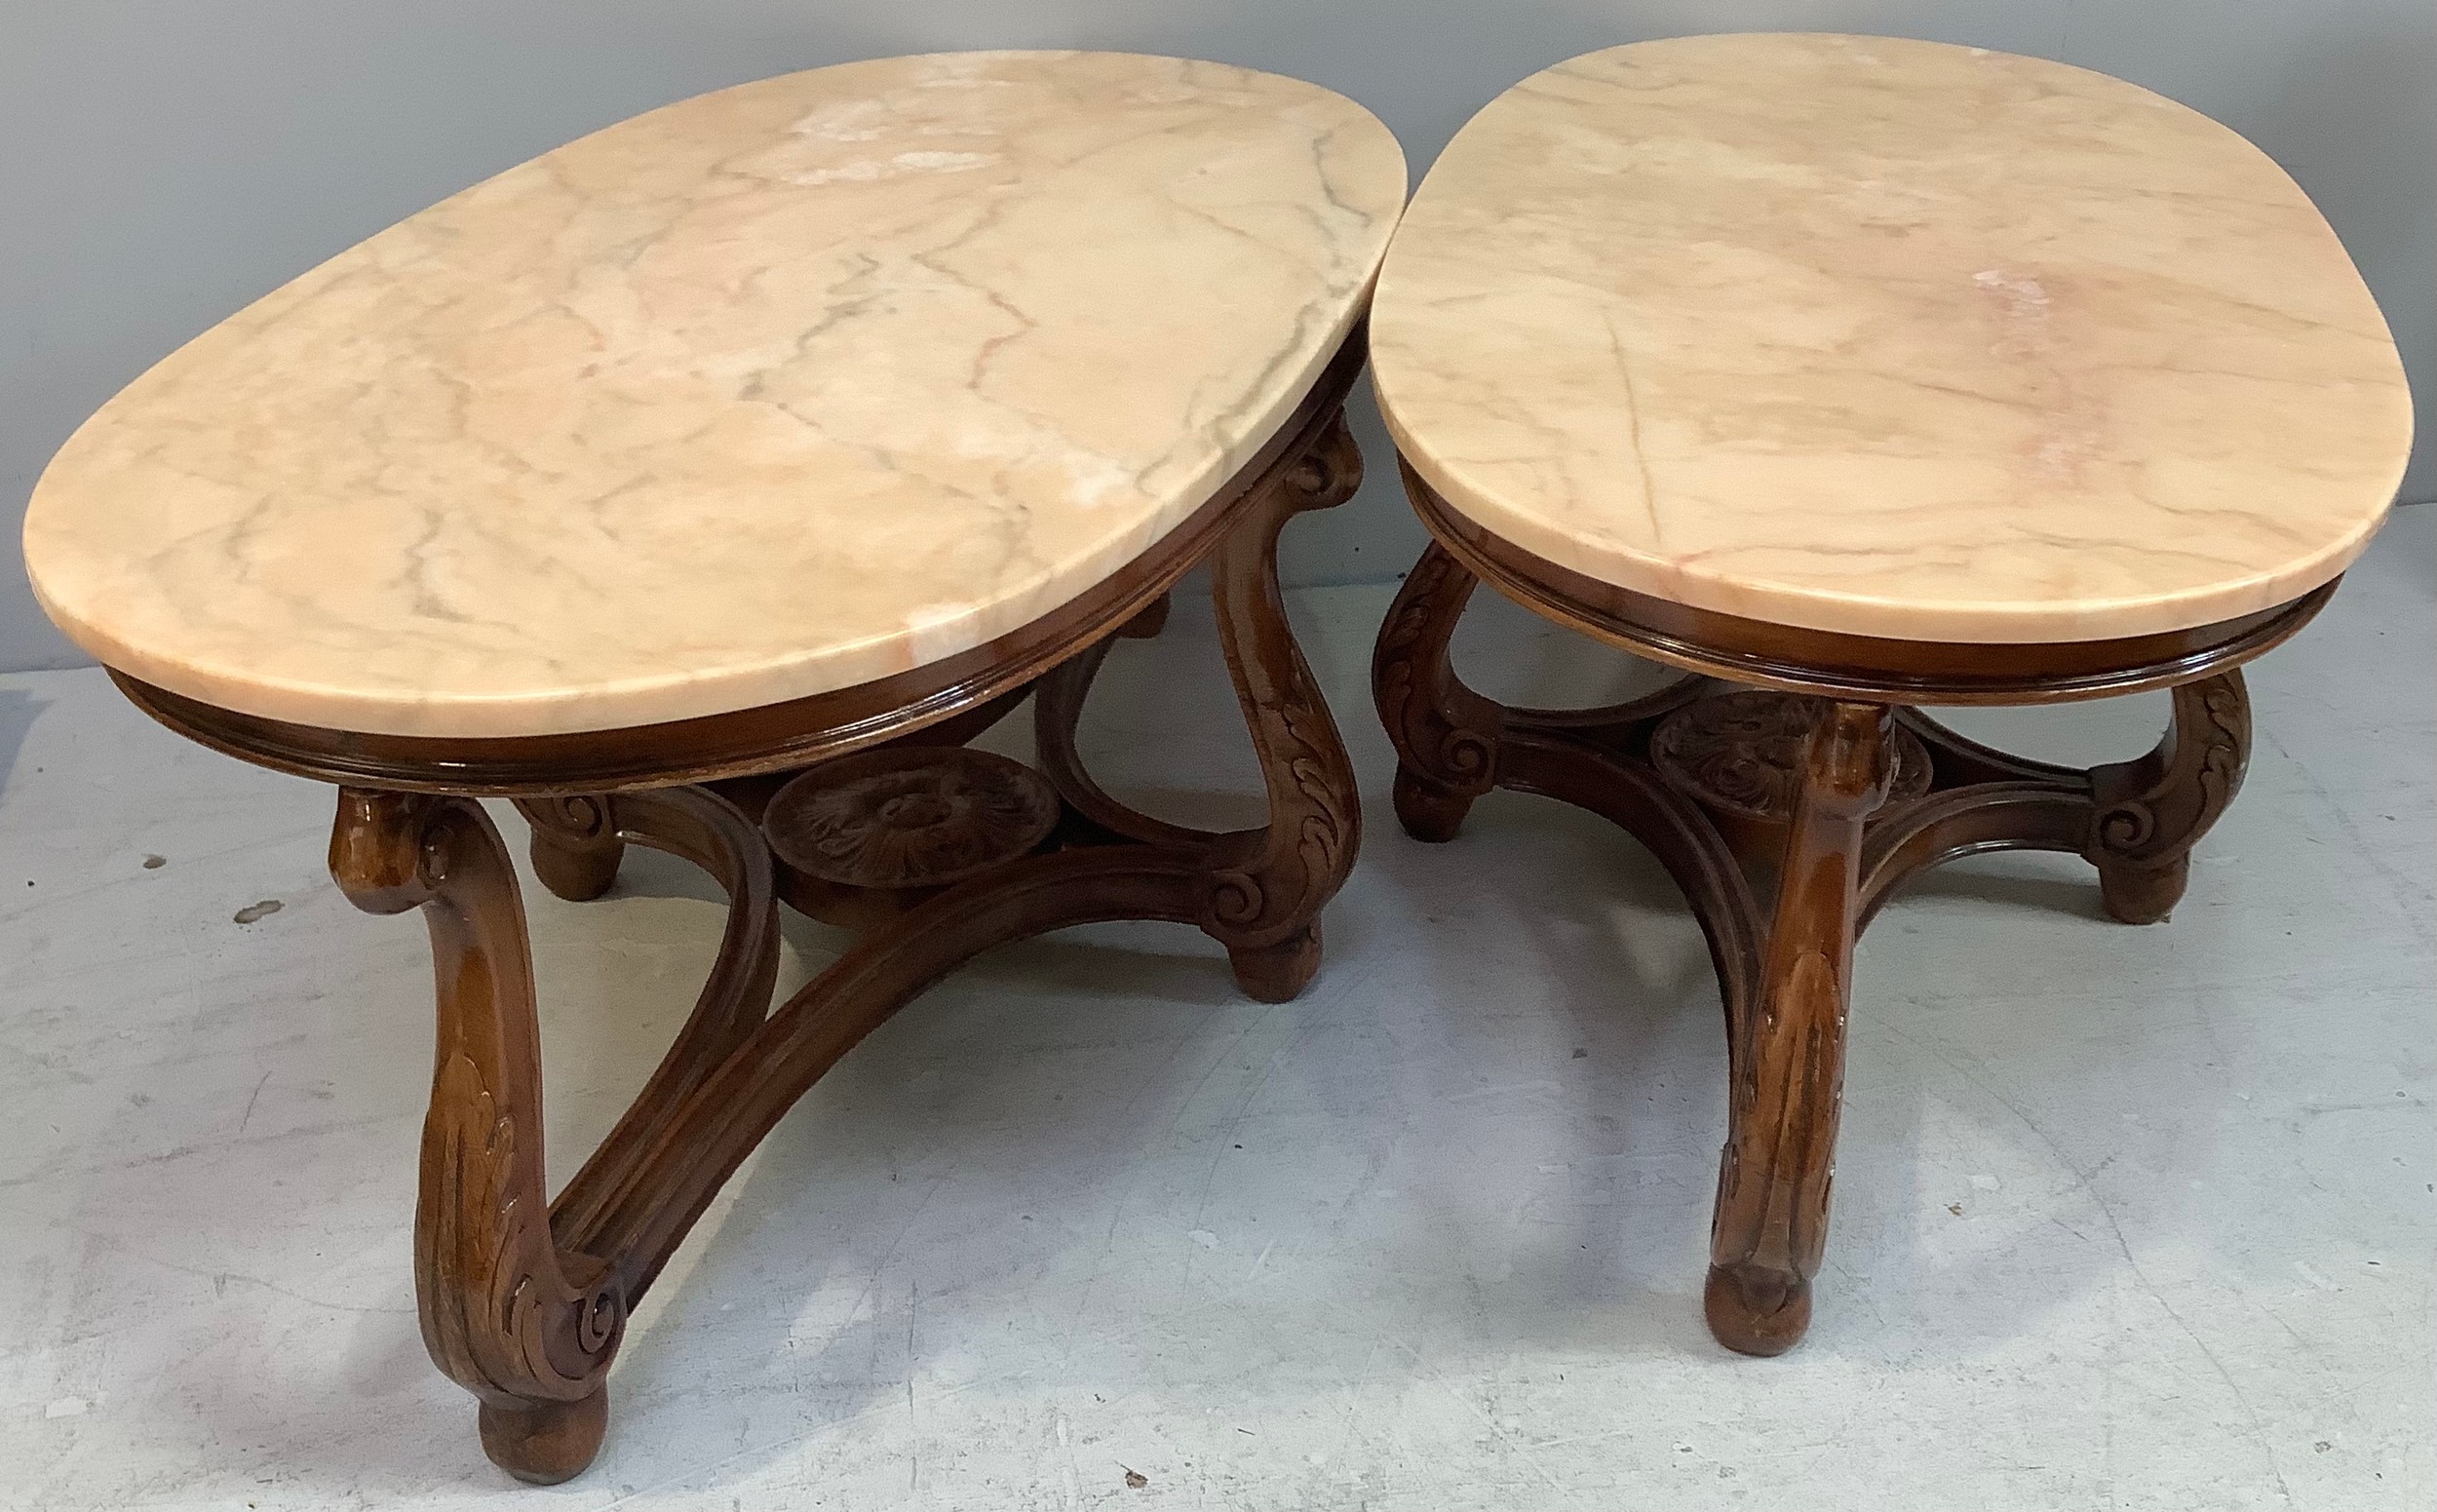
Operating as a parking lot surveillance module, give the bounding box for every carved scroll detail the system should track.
[515,794,625,902]
[2084,672,2249,922]
[1199,407,1366,998]
[1280,406,1365,514]
[330,790,621,1480]
[1372,530,1502,842]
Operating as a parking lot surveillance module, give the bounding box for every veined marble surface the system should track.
[23,52,1404,736]
[1371,33,2414,643]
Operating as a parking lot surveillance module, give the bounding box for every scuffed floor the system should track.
[1,508,2429,1511]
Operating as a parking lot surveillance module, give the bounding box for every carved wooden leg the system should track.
[1706,702,1895,1356]
[2085,671,2249,923]
[1203,408,1365,1001]
[330,790,626,1483]
[515,795,625,902]
[1373,498,1502,843]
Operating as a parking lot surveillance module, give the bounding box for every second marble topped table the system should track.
[1368,34,2411,1357]
[24,51,1405,1484]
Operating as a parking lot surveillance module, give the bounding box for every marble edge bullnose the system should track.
[1376,389,2404,647]
[19,50,1409,742]
[30,278,1394,741]
[32,583,918,740]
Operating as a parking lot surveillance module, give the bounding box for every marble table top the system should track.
[1371,33,2413,643]
[24,52,1404,736]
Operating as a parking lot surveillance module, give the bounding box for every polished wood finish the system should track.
[1200,406,1366,999]
[1705,700,1889,1355]
[1373,469,2284,1354]
[131,346,1373,1485]
[2086,676,2251,923]
[331,791,638,1482]
[514,795,626,904]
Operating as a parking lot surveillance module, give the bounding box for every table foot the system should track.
[479,1389,609,1487]
[1390,764,1474,843]
[2097,855,2189,924]
[1230,924,1321,1003]
[1704,1263,1812,1357]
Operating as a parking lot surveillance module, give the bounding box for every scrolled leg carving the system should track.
[1705,702,1894,1357]
[515,795,624,903]
[330,789,623,1484]
[1373,534,1501,843]
[1283,405,1365,515]
[2084,672,2249,924]
[1202,407,1365,1001]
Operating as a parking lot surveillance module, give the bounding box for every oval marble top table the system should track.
[1370,33,2413,644]
[24,51,1405,736]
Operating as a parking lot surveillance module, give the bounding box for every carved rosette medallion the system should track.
[1651,692,1929,826]
[761,747,1061,890]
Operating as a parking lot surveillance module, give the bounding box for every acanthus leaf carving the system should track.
[332,789,624,1417]
[1196,407,1364,954]
[2088,672,2249,869]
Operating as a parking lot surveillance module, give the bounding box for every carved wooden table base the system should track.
[116,381,1368,1485]
[1374,531,2273,1358]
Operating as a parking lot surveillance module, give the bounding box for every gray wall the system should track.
[5,0,2430,671]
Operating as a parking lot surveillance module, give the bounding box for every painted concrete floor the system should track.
[1,508,2429,1511]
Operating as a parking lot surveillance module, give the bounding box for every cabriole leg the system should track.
[329,790,625,1484]
[1372,500,1501,844]
[1705,702,1895,1356]
[1202,408,1367,1001]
